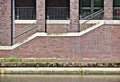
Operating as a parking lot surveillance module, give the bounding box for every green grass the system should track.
[0,58,58,62]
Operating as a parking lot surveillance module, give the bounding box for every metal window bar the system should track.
[46,7,69,20]
[15,7,36,20]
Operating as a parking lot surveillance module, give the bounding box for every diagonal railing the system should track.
[80,9,104,31]
[14,20,39,44]
[15,22,37,38]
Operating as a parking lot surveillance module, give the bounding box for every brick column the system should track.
[70,0,79,32]
[36,0,46,32]
[104,0,113,20]
[1,0,12,46]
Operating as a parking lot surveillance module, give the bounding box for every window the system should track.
[80,0,104,19]
[46,0,70,20]
[113,0,120,19]
[94,0,103,7]
[82,0,91,7]
[15,0,36,20]
[114,0,120,7]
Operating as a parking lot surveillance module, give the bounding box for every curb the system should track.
[0,67,120,75]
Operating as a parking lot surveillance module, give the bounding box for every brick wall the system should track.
[46,24,70,33]
[14,24,94,43]
[0,0,12,46]
[70,0,79,32]
[46,24,94,33]
[104,0,113,19]
[0,0,119,62]
[0,25,119,62]
[14,24,37,43]
[36,0,46,32]
[0,0,115,46]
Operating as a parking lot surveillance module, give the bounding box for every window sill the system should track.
[46,20,70,24]
[15,20,36,24]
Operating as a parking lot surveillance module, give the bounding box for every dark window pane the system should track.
[94,9,104,19]
[81,9,91,17]
[113,9,120,19]
[94,0,103,7]
[15,0,36,7]
[46,0,69,7]
[46,0,70,20]
[114,0,120,7]
[82,0,91,7]
[15,0,36,20]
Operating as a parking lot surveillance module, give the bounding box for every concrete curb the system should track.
[0,67,120,75]
[0,62,120,67]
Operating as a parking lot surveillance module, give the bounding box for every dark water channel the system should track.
[0,74,120,82]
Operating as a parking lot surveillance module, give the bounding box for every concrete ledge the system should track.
[0,62,120,67]
[80,20,120,24]
[15,20,120,24]
[0,67,120,75]
[47,20,70,24]
[15,20,36,24]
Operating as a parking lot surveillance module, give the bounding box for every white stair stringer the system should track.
[0,21,104,50]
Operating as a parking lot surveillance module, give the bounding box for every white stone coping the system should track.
[104,20,120,24]
[15,20,36,24]
[46,20,70,24]
[80,20,120,24]
[15,20,70,24]
[0,67,120,74]
[15,20,120,24]
[80,20,101,24]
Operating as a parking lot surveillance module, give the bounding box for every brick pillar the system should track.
[36,0,46,32]
[104,0,113,20]
[0,0,12,46]
[6,0,12,46]
[70,0,79,32]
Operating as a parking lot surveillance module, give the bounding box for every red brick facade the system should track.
[0,0,114,45]
[104,0,113,19]
[0,0,120,62]
[36,0,46,32]
[70,0,80,32]
[15,24,37,43]
[0,25,120,62]
[0,0,12,46]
